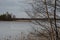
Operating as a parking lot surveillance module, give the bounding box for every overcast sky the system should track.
[0,0,32,18]
[0,0,60,18]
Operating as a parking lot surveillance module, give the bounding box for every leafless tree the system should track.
[25,0,60,40]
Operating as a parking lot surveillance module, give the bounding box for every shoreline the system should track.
[0,20,32,22]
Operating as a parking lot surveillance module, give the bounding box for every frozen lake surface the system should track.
[0,21,34,40]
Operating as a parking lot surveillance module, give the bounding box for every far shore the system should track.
[15,20,32,22]
[0,20,32,22]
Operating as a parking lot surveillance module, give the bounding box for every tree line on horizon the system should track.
[0,12,16,21]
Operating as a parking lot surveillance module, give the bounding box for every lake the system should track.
[0,21,35,40]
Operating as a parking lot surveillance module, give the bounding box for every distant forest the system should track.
[0,12,16,21]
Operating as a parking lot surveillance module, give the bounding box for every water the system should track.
[0,21,33,40]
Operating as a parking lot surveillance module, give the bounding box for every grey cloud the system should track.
[0,0,29,18]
